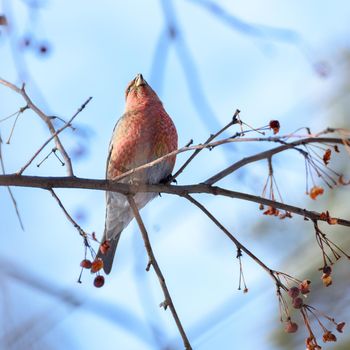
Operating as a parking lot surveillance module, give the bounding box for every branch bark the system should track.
[204,137,348,185]
[184,194,283,288]
[127,195,192,350]
[0,174,349,227]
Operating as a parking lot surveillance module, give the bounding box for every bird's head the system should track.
[125,74,161,109]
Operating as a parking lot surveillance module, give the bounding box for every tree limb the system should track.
[127,195,192,350]
[0,174,349,227]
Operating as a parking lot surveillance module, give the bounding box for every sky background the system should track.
[1,1,350,349]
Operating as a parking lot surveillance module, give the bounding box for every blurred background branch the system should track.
[1,0,350,349]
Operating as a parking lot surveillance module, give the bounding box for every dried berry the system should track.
[292,297,303,309]
[80,259,92,269]
[319,211,338,225]
[91,258,104,273]
[322,330,337,342]
[309,186,324,200]
[288,286,300,299]
[93,275,105,288]
[336,322,345,333]
[322,149,331,165]
[269,120,280,134]
[263,206,279,216]
[285,320,298,333]
[306,335,321,350]
[299,280,311,294]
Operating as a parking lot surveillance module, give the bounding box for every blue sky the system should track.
[1,1,350,349]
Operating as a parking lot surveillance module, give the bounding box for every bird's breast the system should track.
[108,106,177,183]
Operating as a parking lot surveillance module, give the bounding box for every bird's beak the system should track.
[135,73,146,87]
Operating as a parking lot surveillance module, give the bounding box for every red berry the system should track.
[299,280,311,294]
[288,286,300,299]
[80,259,92,269]
[91,258,104,273]
[336,322,345,333]
[94,275,105,288]
[292,297,303,309]
[285,320,298,333]
[323,330,337,342]
[269,120,280,134]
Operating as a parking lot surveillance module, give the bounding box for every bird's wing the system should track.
[98,115,133,273]
[103,115,132,242]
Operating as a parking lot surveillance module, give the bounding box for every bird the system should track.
[96,73,178,274]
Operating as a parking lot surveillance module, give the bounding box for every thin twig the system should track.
[6,110,22,144]
[0,77,74,175]
[0,175,349,227]
[48,189,87,239]
[170,109,240,181]
[184,194,284,289]
[204,136,349,185]
[127,195,192,350]
[16,96,92,175]
[0,133,24,230]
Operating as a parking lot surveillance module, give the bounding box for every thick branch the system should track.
[127,195,192,350]
[0,175,349,227]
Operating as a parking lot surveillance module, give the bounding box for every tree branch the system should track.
[184,194,283,288]
[0,133,24,230]
[50,135,347,186]
[170,109,240,181]
[127,195,192,350]
[0,175,349,227]
[204,136,349,185]
[0,77,75,175]
[16,96,92,175]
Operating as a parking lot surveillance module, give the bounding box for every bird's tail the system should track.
[96,232,121,274]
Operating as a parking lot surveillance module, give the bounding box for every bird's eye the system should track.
[125,82,134,97]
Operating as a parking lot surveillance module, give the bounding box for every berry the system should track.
[292,297,303,309]
[285,320,298,333]
[93,275,105,288]
[91,258,104,273]
[80,259,92,269]
[288,286,300,299]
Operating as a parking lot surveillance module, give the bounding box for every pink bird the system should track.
[97,74,178,274]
